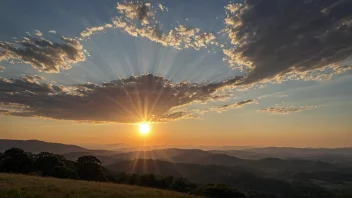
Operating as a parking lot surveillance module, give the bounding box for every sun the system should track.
[139,123,150,135]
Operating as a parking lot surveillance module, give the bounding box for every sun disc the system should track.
[139,123,150,135]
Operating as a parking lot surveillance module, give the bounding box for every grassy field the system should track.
[0,173,201,198]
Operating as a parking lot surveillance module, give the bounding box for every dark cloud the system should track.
[259,106,318,114]
[0,74,242,123]
[0,36,86,73]
[224,0,352,84]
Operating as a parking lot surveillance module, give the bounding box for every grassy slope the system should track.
[0,173,201,198]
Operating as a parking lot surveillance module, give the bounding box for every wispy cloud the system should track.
[163,99,256,121]
[259,106,318,114]
[210,99,256,113]
[80,1,218,50]
[80,24,113,38]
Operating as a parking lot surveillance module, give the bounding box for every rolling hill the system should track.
[0,139,119,156]
[107,148,248,166]
[0,139,88,154]
[210,147,352,164]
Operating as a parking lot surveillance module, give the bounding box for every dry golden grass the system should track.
[0,173,202,198]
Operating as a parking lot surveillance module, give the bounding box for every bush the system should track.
[192,184,246,198]
[51,166,79,180]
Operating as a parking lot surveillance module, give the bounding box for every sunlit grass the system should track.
[0,173,201,198]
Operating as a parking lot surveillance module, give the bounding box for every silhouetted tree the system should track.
[77,156,101,165]
[76,155,106,181]
[192,184,246,198]
[169,179,189,192]
[51,166,79,179]
[34,152,65,176]
[0,148,35,173]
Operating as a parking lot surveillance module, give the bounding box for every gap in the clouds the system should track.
[38,29,242,86]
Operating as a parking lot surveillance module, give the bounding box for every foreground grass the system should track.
[0,173,201,198]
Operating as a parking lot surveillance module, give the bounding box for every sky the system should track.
[0,0,351,148]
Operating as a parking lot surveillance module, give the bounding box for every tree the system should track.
[76,156,106,181]
[34,152,65,176]
[192,184,246,198]
[77,156,101,165]
[169,179,189,192]
[0,148,35,173]
[51,166,79,180]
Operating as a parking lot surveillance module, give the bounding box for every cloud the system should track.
[259,106,318,114]
[34,30,43,37]
[79,1,218,50]
[158,4,168,12]
[162,99,256,121]
[160,111,198,122]
[0,35,86,73]
[210,99,256,113]
[114,1,218,50]
[223,0,352,84]
[0,74,243,123]
[112,20,218,50]
[80,24,114,38]
[117,1,154,25]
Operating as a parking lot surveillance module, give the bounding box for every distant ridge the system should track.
[0,139,88,154]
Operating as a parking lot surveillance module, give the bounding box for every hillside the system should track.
[0,139,88,154]
[210,147,352,164]
[0,139,119,156]
[107,148,248,166]
[0,173,201,198]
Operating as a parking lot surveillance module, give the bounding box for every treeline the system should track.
[0,148,245,198]
[0,148,105,181]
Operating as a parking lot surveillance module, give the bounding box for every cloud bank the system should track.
[0,35,86,73]
[0,74,243,123]
[223,0,352,84]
